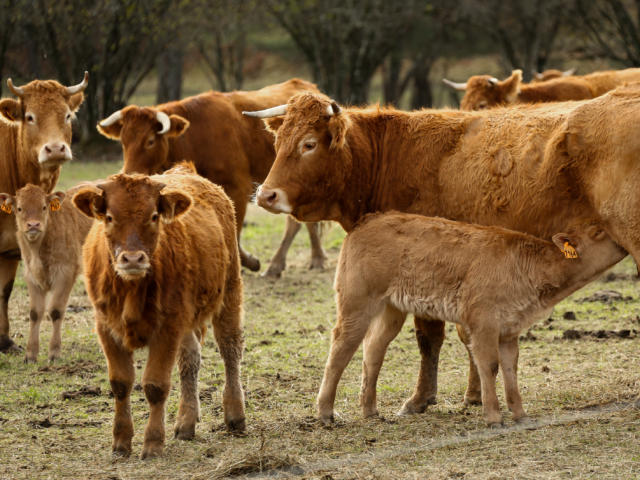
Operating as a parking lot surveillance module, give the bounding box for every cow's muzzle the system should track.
[115,250,151,279]
[38,142,72,165]
[256,185,292,214]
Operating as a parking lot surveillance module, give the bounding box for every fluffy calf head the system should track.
[0,184,65,242]
[73,174,192,281]
[0,72,88,168]
[97,106,190,175]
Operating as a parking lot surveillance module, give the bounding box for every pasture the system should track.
[0,160,638,479]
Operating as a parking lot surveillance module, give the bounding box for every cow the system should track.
[319,213,624,425]
[442,67,640,110]
[0,72,88,352]
[96,78,326,277]
[0,184,92,363]
[244,85,640,417]
[73,163,245,458]
[531,68,575,83]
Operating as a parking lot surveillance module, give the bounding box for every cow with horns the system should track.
[0,72,88,352]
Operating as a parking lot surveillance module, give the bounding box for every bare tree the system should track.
[0,0,17,97]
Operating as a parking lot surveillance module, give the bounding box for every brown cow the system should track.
[245,86,640,415]
[73,163,245,458]
[320,213,624,425]
[531,68,575,83]
[0,184,92,363]
[442,67,640,110]
[0,73,88,352]
[96,79,327,277]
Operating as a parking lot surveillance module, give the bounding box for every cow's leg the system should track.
[141,334,180,459]
[457,323,482,405]
[306,222,327,270]
[398,316,444,415]
[467,322,502,426]
[97,322,135,457]
[228,185,260,272]
[0,256,19,352]
[44,273,75,363]
[317,299,380,424]
[212,282,246,432]
[360,304,406,418]
[174,329,201,440]
[499,336,527,422]
[24,283,45,363]
[262,215,301,278]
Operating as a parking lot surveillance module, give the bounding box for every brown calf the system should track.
[318,213,625,425]
[0,184,92,362]
[73,163,245,459]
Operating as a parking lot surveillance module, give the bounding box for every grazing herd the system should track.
[0,65,638,458]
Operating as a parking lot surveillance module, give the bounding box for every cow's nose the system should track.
[40,142,70,163]
[257,187,278,208]
[119,251,149,267]
[26,221,41,230]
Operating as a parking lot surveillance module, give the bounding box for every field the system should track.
[0,160,639,480]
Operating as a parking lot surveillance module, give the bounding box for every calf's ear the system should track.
[264,117,285,135]
[96,118,123,140]
[0,193,15,214]
[501,69,522,103]
[552,233,579,259]
[328,110,350,151]
[0,99,22,123]
[72,186,106,219]
[68,92,85,113]
[166,115,190,138]
[47,192,66,212]
[158,190,192,223]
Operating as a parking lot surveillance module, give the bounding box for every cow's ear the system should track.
[0,98,22,123]
[166,115,190,138]
[96,118,123,140]
[0,193,15,215]
[328,112,350,151]
[552,233,579,258]
[502,69,522,103]
[158,190,192,223]
[68,92,85,113]
[73,186,106,219]
[47,192,65,212]
[263,117,284,134]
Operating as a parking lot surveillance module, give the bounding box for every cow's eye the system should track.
[477,102,488,110]
[17,207,22,212]
[147,138,155,148]
[151,213,159,222]
[25,113,35,124]
[65,113,72,123]
[302,141,316,152]
[42,206,46,211]
[106,214,113,223]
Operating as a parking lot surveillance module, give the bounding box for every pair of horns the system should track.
[242,101,342,119]
[7,71,89,97]
[442,77,499,91]
[99,110,171,134]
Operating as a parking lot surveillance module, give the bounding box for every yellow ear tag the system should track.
[562,241,578,259]
[50,198,61,212]
[0,203,12,214]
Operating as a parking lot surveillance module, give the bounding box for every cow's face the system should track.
[0,185,65,242]
[73,174,191,281]
[252,93,351,222]
[97,106,190,175]
[0,73,87,168]
[455,70,522,111]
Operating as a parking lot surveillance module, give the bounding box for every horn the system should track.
[66,71,89,95]
[7,78,24,97]
[327,101,341,116]
[99,110,123,127]
[442,78,467,91]
[534,72,544,80]
[242,104,288,118]
[156,111,171,134]
[488,77,499,86]
[563,68,576,77]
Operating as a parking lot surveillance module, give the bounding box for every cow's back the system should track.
[583,68,640,96]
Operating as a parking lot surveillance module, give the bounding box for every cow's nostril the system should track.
[45,146,51,153]
[60,145,65,152]
[137,253,145,263]
[267,192,277,204]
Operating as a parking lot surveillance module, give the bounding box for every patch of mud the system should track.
[561,329,637,340]
[61,385,101,400]
[199,385,219,402]
[39,359,101,377]
[578,290,633,303]
[29,417,102,429]
[602,272,639,282]
[66,304,92,313]
[519,330,537,342]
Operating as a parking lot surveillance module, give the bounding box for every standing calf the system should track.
[73,163,245,459]
[0,184,92,363]
[318,213,624,426]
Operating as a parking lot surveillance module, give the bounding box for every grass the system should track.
[0,160,639,479]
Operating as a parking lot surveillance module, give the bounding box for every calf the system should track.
[318,213,624,426]
[0,184,92,362]
[73,163,245,459]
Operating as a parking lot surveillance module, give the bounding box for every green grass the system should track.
[0,160,638,479]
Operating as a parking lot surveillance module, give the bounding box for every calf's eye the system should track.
[151,213,159,222]
[106,214,113,223]
[302,141,316,152]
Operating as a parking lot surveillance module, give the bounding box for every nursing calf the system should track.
[0,184,92,362]
[73,164,245,458]
[318,213,624,426]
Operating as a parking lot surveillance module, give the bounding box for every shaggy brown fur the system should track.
[97,79,326,277]
[318,213,625,425]
[0,75,86,352]
[73,163,245,459]
[255,86,640,415]
[0,184,92,362]
[454,67,640,110]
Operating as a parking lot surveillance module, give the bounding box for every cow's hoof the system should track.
[261,265,283,279]
[140,442,163,460]
[24,355,37,364]
[362,407,379,418]
[515,415,534,426]
[241,255,261,272]
[309,256,327,270]
[397,397,435,416]
[464,395,482,406]
[112,445,131,459]
[0,337,21,354]
[226,417,246,434]
[174,422,196,440]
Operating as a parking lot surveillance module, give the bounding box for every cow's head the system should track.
[0,73,88,168]
[443,70,522,111]
[531,68,575,83]
[97,106,190,175]
[72,174,192,281]
[0,184,65,242]
[243,92,351,222]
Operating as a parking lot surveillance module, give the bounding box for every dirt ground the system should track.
[0,162,639,480]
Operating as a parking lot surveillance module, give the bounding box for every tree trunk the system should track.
[156,45,184,103]
[410,60,432,109]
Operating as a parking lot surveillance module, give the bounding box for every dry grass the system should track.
[0,161,638,480]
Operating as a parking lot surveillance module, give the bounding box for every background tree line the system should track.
[0,0,638,141]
